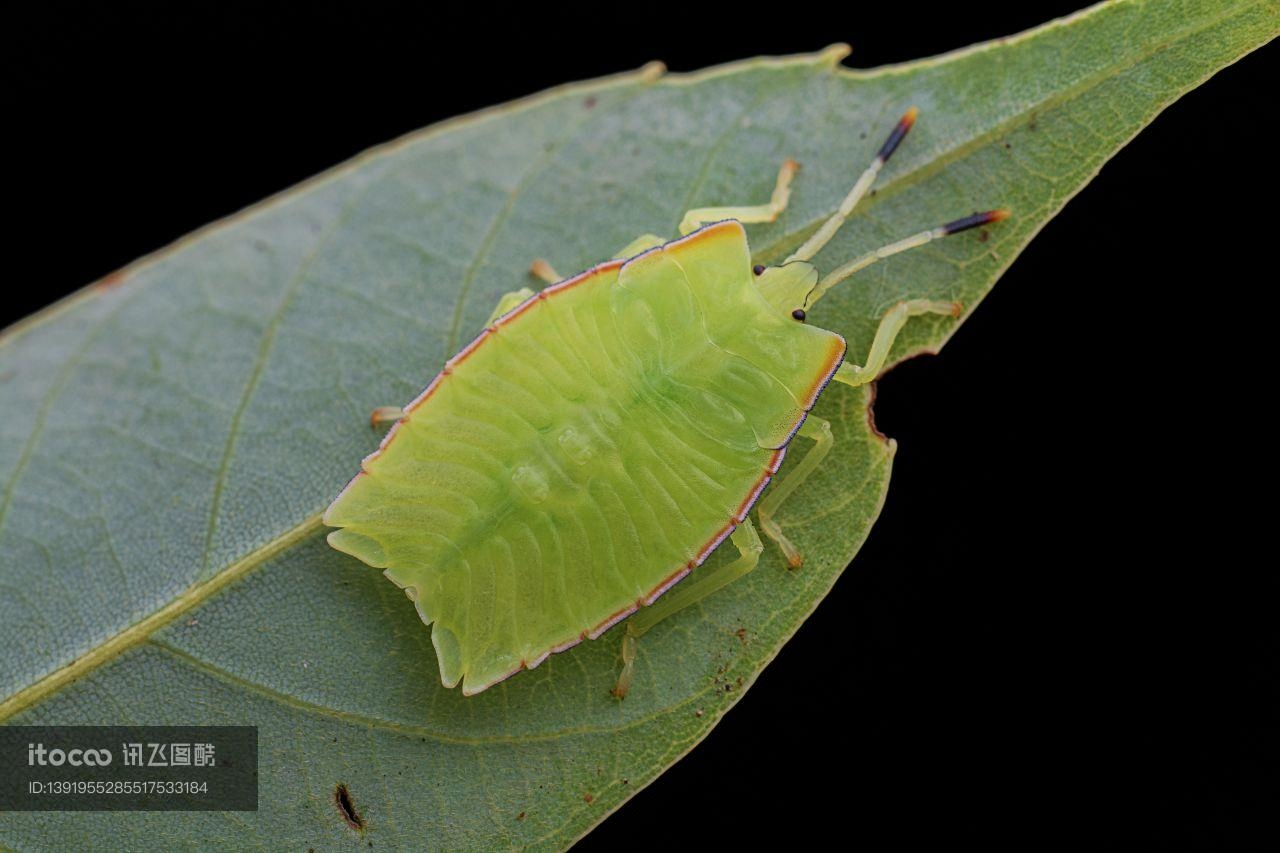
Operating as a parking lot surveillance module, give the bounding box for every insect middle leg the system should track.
[754,299,962,563]
[613,519,764,699]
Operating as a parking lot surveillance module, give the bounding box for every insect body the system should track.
[324,109,1007,696]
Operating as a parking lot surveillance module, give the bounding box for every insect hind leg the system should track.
[612,519,764,699]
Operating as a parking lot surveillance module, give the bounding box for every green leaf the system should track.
[1,3,1272,849]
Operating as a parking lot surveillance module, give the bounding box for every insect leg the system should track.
[485,287,537,323]
[832,299,962,389]
[534,222,722,288]
[757,415,832,568]
[528,259,561,284]
[530,233,667,284]
[612,520,764,699]
[677,158,799,235]
[369,406,406,428]
[367,287,539,429]
[786,108,918,263]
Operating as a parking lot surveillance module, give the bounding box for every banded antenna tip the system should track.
[876,107,919,163]
[942,209,1011,235]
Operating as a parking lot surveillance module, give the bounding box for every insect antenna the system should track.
[806,209,1009,305]
[786,107,919,264]
[782,107,1010,308]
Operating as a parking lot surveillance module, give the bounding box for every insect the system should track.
[323,108,1008,697]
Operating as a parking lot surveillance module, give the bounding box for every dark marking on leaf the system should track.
[94,270,127,292]
[335,783,365,832]
[865,381,889,443]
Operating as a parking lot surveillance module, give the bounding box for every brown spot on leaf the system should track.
[95,270,127,292]
[584,96,597,109]
[335,783,365,832]
[583,793,595,804]
[865,381,889,443]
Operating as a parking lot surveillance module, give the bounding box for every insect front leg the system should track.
[612,520,764,699]
[832,299,961,388]
[678,158,798,235]
[534,156,797,280]
[757,415,833,568]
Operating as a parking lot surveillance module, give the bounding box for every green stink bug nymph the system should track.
[323,108,1008,697]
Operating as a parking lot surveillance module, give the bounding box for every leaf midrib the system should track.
[0,513,321,720]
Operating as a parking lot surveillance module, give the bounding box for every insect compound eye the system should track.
[791,308,807,322]
[752,264,766,276]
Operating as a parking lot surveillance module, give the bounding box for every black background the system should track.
[10,6,1269,846]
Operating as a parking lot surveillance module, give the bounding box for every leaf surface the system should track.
[1,3,1272,848]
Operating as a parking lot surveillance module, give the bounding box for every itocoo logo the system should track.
[27,743,113,766]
